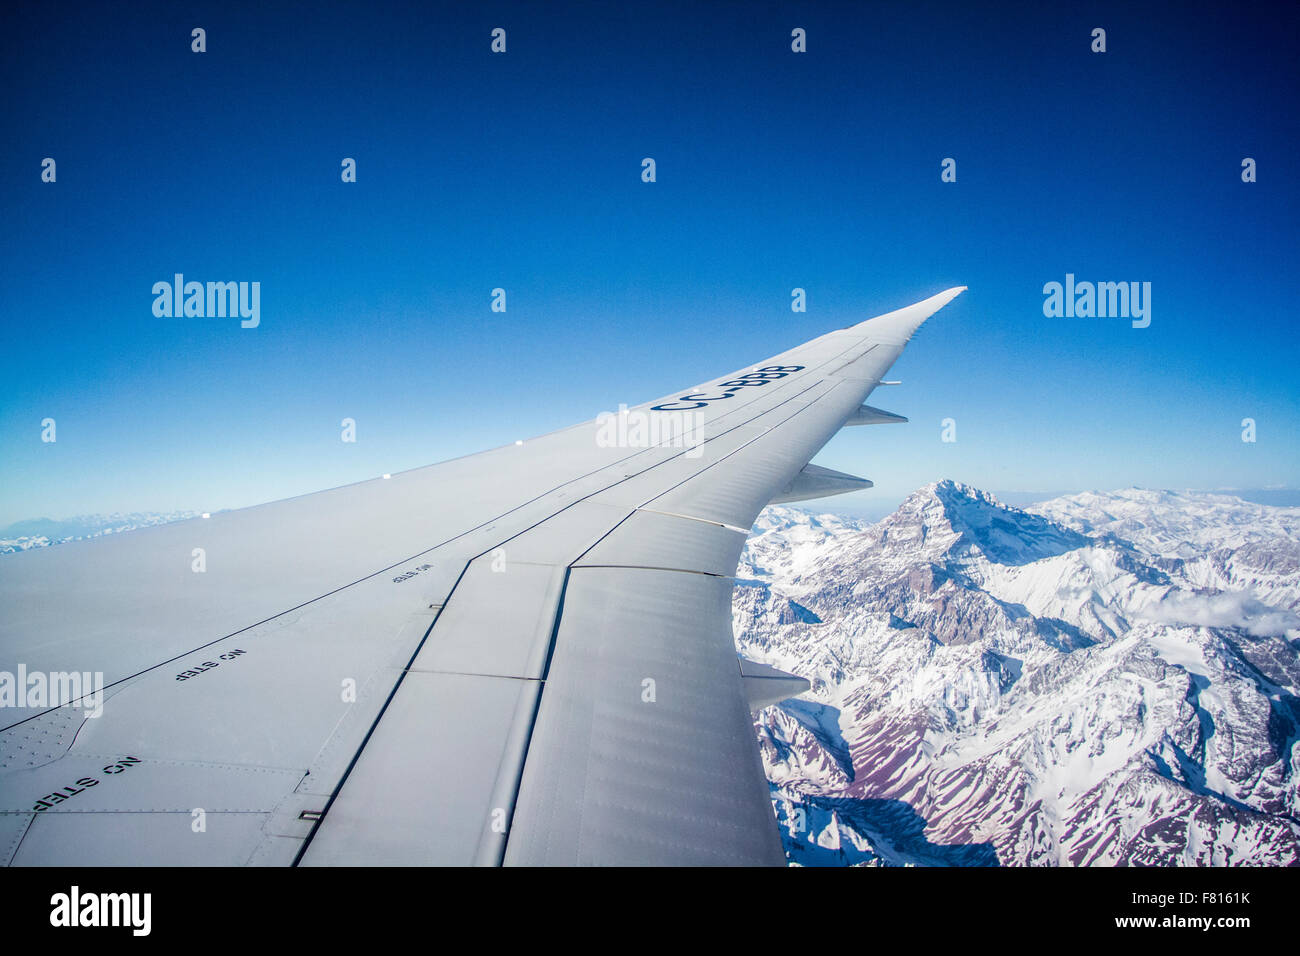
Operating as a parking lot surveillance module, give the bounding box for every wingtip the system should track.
[917,285,967,310]
[856,285,966,340]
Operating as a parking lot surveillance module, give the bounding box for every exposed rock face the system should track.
[735,482,1300,866]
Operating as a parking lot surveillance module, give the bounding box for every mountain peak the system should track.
[891,479,1089,566]
[740,482,1300,866]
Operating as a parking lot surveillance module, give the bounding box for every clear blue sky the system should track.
[2,1,1297,526]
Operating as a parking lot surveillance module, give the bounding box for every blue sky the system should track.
[2,1,1297,526]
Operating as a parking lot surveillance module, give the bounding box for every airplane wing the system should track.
[0,287,964,866]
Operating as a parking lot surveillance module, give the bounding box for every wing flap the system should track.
[574,508,748,576]
[299,669,539,866]
[503,567,783,866]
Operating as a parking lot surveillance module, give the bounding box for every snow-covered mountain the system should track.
[0,511,199,554]
[736,481,1300,866]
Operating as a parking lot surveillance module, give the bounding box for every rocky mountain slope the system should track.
[735,482,1300,866]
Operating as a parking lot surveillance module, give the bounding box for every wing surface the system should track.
[0,287,964,865]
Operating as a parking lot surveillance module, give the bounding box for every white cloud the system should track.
[1144,589,1300,637]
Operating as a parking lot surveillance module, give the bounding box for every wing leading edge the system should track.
[0,287,964,866]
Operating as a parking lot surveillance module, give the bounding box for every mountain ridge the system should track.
[737,480,1300,866]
